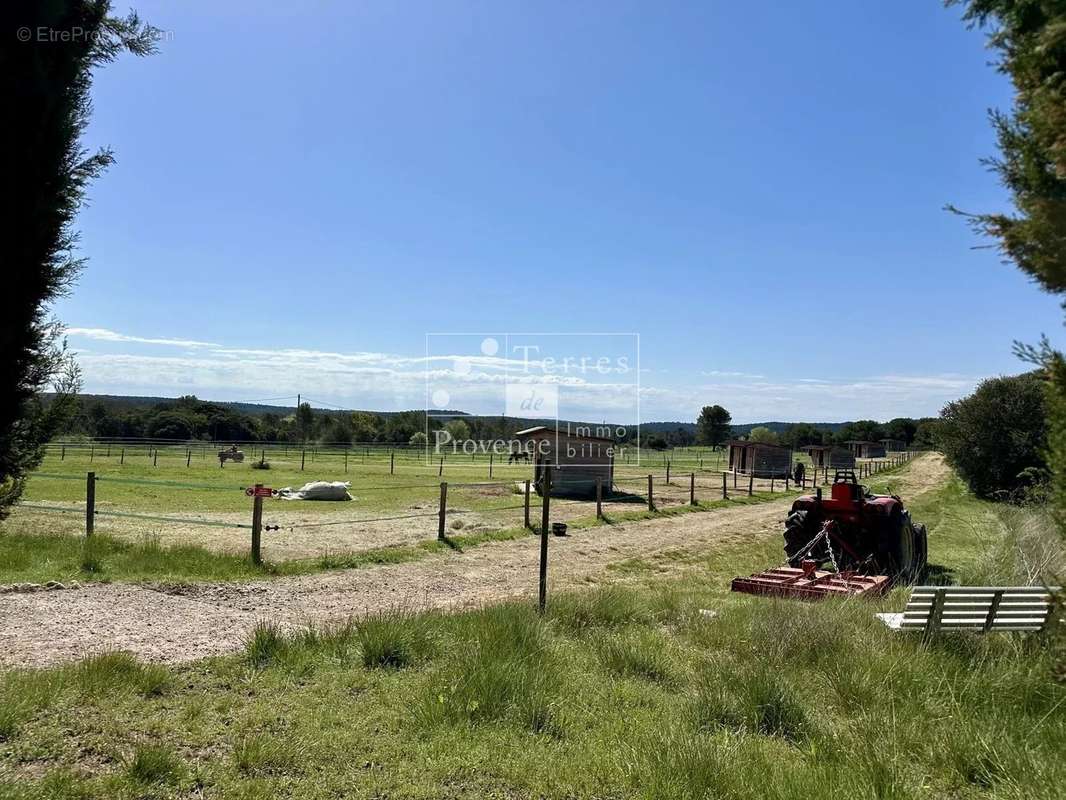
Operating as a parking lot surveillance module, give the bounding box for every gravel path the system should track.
[0,455,948,668]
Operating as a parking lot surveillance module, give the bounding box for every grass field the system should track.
[6,442,892,571]
[1,458,1062,799]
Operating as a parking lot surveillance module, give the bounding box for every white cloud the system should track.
[67,327,218,349]
[67,326,984,423]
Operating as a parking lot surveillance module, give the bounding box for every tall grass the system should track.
[125,743,183,785]
[355,609,434,669]
[420,603,561,734]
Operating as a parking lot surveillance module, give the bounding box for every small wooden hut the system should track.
[845,440,886,459]
[515,426,614,498]
[880,438,905,452]
[727,440,791,478]
[802,445,855,469]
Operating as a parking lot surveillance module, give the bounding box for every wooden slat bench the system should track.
[876,585,1060,634]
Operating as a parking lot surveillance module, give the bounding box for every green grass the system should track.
[0,529,275,584]
[5,456,1054,799]
[2,572,1061,797]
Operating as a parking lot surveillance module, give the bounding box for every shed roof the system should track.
[844,440,881,445]
[728,439,790,450]
[514,425,614,443]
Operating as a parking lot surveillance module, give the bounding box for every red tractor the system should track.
[731,470,927,599]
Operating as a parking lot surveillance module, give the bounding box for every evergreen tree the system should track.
[1,2,155,517]
[695,405,732,448]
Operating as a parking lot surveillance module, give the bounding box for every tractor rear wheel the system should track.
[881,511,918,581]
[912,523,928,580]
[784,509,817,565]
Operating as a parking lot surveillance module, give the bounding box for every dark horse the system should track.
[508,451,531,464]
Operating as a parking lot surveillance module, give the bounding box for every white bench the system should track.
[877,585,1060,634]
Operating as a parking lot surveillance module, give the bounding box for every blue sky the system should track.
[56,1,1064,423]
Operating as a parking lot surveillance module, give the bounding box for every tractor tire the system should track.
[784,509,817,565]
[881,510,917,581]
[912,523,928,581]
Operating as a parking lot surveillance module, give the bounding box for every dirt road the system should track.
[0,455,948,668]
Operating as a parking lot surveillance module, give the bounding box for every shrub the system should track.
[938,371,1047,499]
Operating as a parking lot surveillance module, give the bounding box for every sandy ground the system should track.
[0,455,947,668]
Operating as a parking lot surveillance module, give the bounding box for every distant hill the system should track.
[64,394,859,434]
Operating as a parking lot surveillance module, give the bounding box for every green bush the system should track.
[937,371,1047,499]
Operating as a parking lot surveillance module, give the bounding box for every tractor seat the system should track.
[830,482,862,503]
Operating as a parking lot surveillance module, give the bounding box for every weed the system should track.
[356,609,432,669]
[233,732,292,775]
[245,622,286,669]
[421,603,560,733]
[125,743,182,785]
[596,631,675,683]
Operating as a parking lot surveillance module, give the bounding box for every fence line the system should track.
[13,453,914,563]
[16,502,252,529]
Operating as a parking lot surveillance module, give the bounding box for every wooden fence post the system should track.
[748,474,754,497]
[596,478,604,518]
[524,479,531,528]
[647,475,654,512]
[722,471,727,499]
[770,476,775,493]
[666,460,671,484]
[250,484,263,565]
[489,452,493,479]
[438,482,448,540]
[120,448,125,465]
[301,450,306,471]
[61,445,65,460]
[153,449,158,467]
[186,449,191,468]
[390,452,394,475]
[85,471,95,537]
[439,456,444,477]
[539,467,551,615]
[689,472,696,506]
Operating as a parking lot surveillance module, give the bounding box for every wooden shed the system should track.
[727,440,792,478]
[515,426,614,498]
[880,438,905,452]
[845,440,886,459]
[802,445,855,470]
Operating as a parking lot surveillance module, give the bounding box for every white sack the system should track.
[277,481,352,501]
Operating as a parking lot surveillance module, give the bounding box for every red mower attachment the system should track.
[730,561,890,600]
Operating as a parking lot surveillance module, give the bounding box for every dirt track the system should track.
[0,455,948,668]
